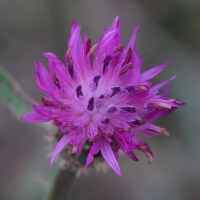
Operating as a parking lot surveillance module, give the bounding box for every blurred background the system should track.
[0,0,199,199]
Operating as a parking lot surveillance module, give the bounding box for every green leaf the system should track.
[0,66,34,120]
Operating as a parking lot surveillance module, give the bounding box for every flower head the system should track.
[21,16,185,177]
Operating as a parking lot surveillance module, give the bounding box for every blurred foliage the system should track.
[0,66,33,119]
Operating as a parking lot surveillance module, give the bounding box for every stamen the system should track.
[53,118,62,126]
[59,102,70,109]
[93,75,101,88]
[42,97,54,106]
[114,44,125,53]
[76,85,83,98]
[86,39,92,55]
[90,43,98,66]
[119,64,135,77]
[68,60,74,79]
[87,97,94,111]
[66,46,73,61]
[123,127,131,132]
[101,118,110,124]
[107,106,117,113]
[125,86,135,92]
[121,107,136,113]
[138,86,148,91]
[103,56,113,74]
[154,102,171,109]
[124,48,133,65]
[52,70,59,83]
[110,87,121,98]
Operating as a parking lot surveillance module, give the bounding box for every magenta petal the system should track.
[101,136,123,178]
[35,60,56,96]
[68,19,82,50]
[51,133,73,166]
[150,73,177,94]
[20,113,51,123]
[140,61,168,82]
[85,139,101,168]
[131,57,144,84]
[126,151,139,162]
[97,28,120,57]
[160,85,172,98]
[125,26,140,52]
[110,16,120,30]
[41,53,68,82]
[143,107,177,123]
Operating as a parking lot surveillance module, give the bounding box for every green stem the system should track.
[46,169,76,200]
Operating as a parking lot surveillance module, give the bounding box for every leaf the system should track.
[0,66,34,120]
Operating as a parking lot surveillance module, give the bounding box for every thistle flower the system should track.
[21,16,185,177]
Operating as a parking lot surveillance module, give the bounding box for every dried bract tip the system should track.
[139,145,149,151]
[160,128,170,137]
[144,151,153,164]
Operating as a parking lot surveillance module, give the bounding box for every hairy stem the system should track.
[46,169,76,200]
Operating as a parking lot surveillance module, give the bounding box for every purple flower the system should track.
[21,16,185,177]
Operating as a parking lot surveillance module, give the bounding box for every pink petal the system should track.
[51,133,73,166]
[85,139,101,168]
[150,73,177,94]
[41,53,69,84]
[20,112,50,123]
[126,151,139,162]
[140,61,168,82]
[159,85,172,98]
[35,61,57,96]
[143,107,177,123]
[101,136,123,178]
[97,28,120,58]
[125,26,140,53]
[110,16,120,30]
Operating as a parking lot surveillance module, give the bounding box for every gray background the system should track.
[0,0,199,199]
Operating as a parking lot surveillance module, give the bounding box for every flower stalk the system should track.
[46,169,76,200]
